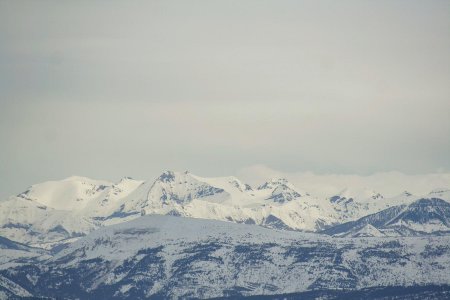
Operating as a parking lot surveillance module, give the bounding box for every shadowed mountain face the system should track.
[387,198,450,227]
[1,215,450,299]
[0,236,31,251]
[323,198,450,237]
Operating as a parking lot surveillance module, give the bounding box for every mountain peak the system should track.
[117,176,137,184]
[267,184,301,203]
[147,171,227,205]
[62,175,106,184]
[337,187,384,201]
[115,177,144,191]
[350,224,385,237]
[257,178,290,190]
[410,197,450,208]
[157,170,192,183]
[157,171,177,183]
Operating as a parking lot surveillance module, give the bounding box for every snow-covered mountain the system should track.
[1,215,449,299]
[323,197,450,237]
[0,176,145,248]
[328,187,418,221]
[0,196,98,247]
[0,172,336,247]
[258,178,307,203]
[1,171,450,298]
[113,171,336,232]
[0,171,449,248]
[16,176,144,217]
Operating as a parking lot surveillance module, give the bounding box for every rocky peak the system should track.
[158,171,177,183]
[258,178,290,190]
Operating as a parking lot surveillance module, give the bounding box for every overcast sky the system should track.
[1,0,449,198]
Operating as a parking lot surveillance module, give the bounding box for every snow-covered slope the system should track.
[0,236,49,271]
[342,223,385,238]
[384,198,450,235]
[17,176,144,217]
[0,176,144,248]
[323,198,450,237]
[17,176,114,211]
[1,171,449,247]
[1,215,449,299]
[109,171,336,232]
[329,187,419,222]
[0,196,98,247]
[261,178,305,203]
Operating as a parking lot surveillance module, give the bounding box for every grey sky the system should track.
[1,0,449,198]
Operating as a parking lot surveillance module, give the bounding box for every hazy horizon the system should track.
[1,0,449,199]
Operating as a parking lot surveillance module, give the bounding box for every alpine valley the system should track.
[1,171,450,299]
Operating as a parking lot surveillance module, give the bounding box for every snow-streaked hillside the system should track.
[2,215,450,299]
[0,236,49,271]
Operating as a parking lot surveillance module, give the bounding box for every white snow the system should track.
[0,171,449,246]
[50,215,450,299]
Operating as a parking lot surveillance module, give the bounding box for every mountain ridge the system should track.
[1,171,449,248]
[1,215,450,299]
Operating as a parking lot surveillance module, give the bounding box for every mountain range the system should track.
[1,171,449,249]
[1,171,450,298]
[1,215,450,299]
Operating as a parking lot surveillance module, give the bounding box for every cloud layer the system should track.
[1,1,449,198]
